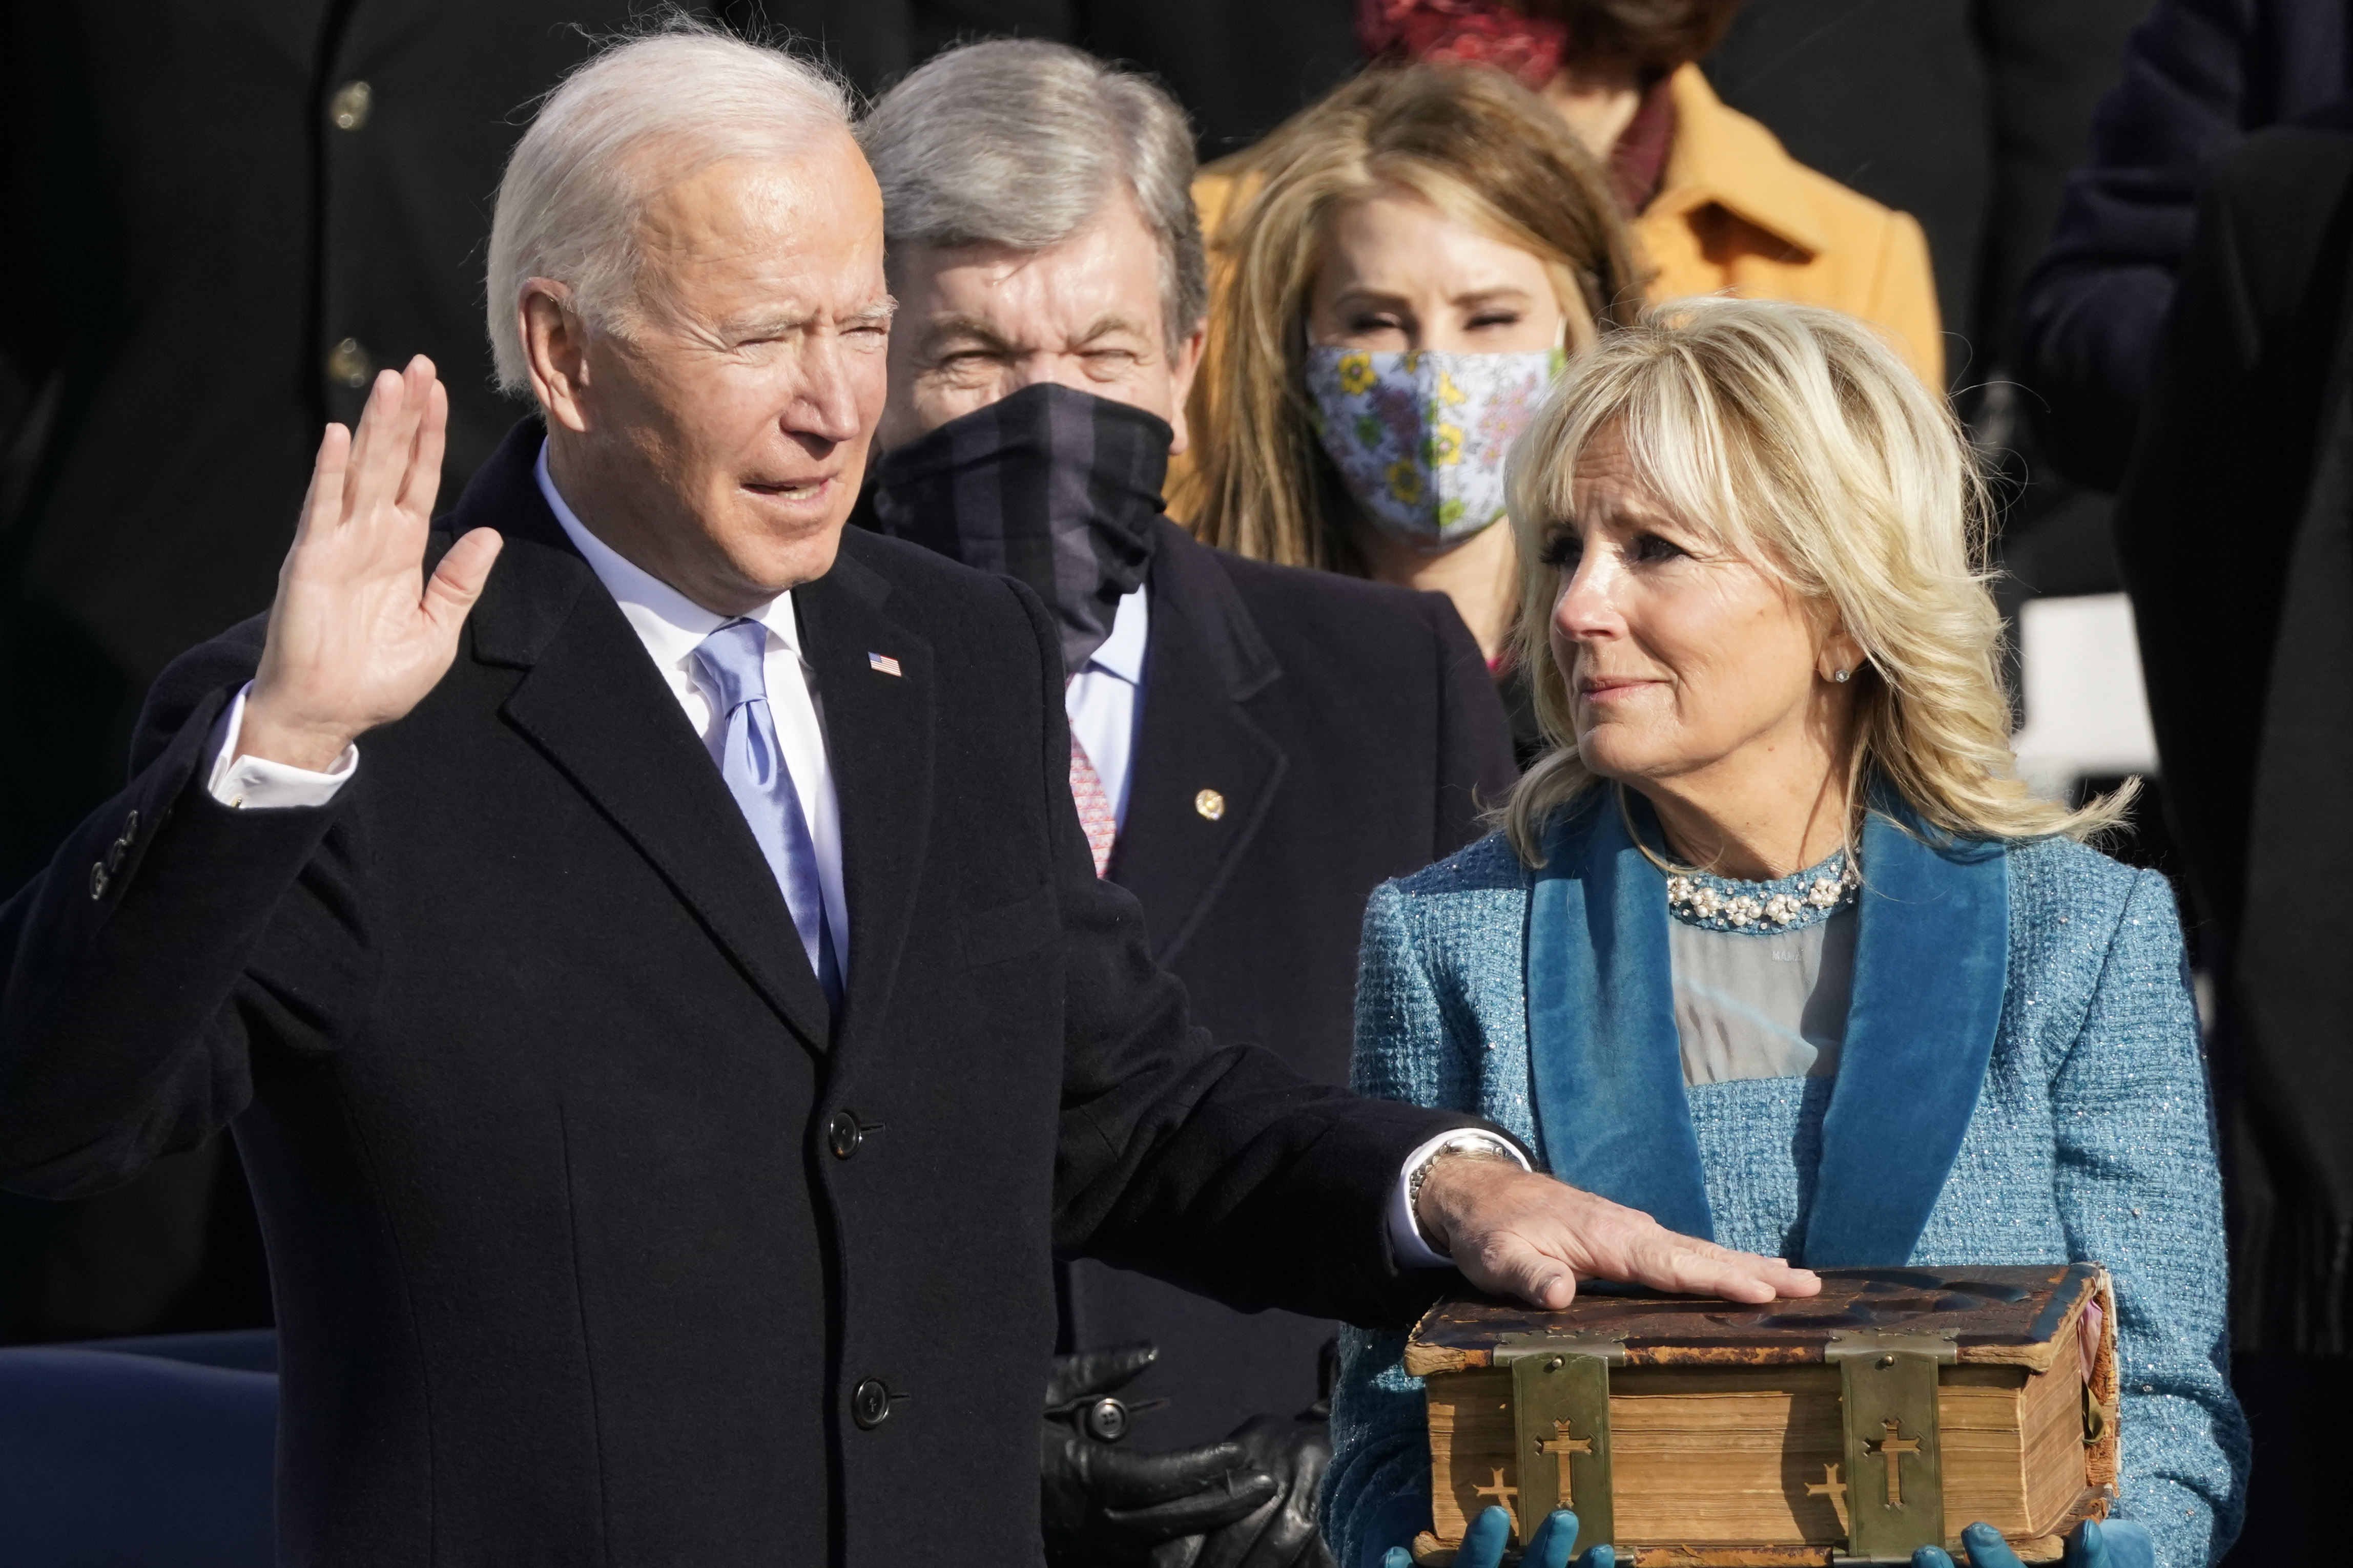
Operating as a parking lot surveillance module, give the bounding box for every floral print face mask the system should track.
[1304,345,1565,546]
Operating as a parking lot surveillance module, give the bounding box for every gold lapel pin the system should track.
[1194,789,1226,822]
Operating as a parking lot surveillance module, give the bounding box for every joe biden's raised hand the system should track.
[1416,1157,1819,1308]
[239,356,504,771]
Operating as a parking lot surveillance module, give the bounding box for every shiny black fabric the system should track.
[871,384,1170,673]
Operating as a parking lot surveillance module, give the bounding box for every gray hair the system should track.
[858,39,1206,349]
[485,24,856,394]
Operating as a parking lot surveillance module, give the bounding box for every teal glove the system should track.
[1913,1519,2156,1568]
[1382,1506,1615,1568]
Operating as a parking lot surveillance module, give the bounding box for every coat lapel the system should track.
[1521,790,2010,1263]
[1524,797,1715,1239]
[1109,526,1286,965]
[461,421,834,1055]
[1800,809,2009,1266]
[791,536,936,1050]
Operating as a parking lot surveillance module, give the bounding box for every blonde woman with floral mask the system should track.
[1181,66,1639,756]
[1325,300,2247,1568]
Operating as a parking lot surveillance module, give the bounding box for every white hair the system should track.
[485,24,855,394]
[858,39,1205,348]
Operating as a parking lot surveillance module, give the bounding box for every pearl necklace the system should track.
[1616,786,1862,934]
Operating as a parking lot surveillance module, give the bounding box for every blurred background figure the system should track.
[1338,0,1945,382]
[2016,0,2351,493]
[2109,96,2353,1568]
[1999,0,2346,858]
[858,40,1517,1564]
[1182,67,1638,759]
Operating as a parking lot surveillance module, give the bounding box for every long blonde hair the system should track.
[1180,66,1640,570]
[1499,297,2129,863]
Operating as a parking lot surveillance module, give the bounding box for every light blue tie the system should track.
[692,619,843,1007]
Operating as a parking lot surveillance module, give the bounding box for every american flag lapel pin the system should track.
[868,652,903,678]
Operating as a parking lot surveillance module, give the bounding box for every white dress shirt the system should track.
[1063,585,1149,830]
[205,453,1482,1269]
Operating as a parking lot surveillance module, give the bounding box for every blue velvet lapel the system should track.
[1800,807,2009,1266]
[1523,796,1715,1239]
[1521,792,2011,1267]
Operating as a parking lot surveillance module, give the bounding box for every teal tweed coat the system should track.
[1325,800,2248,1568]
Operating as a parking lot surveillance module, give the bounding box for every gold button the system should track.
[1193,788,1225,822]
[326,337,373,388]
[329,80,373,132]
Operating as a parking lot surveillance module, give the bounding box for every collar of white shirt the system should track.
[532,439,803,689]
[1084,583,1149,686]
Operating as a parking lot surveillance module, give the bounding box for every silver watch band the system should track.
[1407,1131,1522,1251]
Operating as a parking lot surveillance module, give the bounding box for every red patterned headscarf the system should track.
[1356,0,1569,91]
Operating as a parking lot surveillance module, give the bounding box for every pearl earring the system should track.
[1832,668,1850,683]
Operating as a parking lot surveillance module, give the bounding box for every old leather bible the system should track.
[1405,1265,2118,1565]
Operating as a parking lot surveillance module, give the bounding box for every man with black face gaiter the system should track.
[860,40,1520,1568]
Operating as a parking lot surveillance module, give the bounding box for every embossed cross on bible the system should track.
[1473,1468,1520,1527]
[1540,1419,1595,1506]
[1807,1462,1849,1523]
[1867,1418,1925,1507]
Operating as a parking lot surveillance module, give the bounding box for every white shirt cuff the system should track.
[1387,1128,1533,1269]
[205,683,359,809]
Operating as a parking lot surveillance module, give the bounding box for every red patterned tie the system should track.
[1069,734,1117,877]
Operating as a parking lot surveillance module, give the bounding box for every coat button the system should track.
[1084,1396,1129,1441]
[326,337,373,388]
[827,1111,862,1160]
[88,862,108,900]
[328,80,373,131]
[851,1377,892,1429]
[121,810,139,846]
[1193,788,1226,821]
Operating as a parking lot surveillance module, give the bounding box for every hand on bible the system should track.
[1387,1504,1610,1568]
[240,357,504,771]
[1415,1158,1820,1308]
[1916,1519,2154,1568]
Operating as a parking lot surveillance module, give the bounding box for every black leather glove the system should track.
[1182,1409,1338,1568]
[1042,1344,1279,1568]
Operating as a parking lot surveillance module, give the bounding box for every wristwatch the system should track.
[1408,1130,1523,1252]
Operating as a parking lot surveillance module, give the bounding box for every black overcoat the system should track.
[2113,101,2353,1360]
[1062,522,1516,1446]
[2012,0,2353,489]
[0,422,1483,1565]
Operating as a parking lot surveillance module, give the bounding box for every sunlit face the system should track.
[877,197,1203,452]
[528,136,893,609]
[1543,425,1835,786]
[1307,190,1593,354]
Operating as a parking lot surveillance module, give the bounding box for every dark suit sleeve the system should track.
[1003,580,1485,1329]
[2113,119,2353,943]
[2011,0,2254,489]
[1422,593,1518,856]
[0,619,373,1198]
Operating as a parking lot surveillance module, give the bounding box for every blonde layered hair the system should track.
[1500,297,2128,864]
[1181,67,1639,569]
